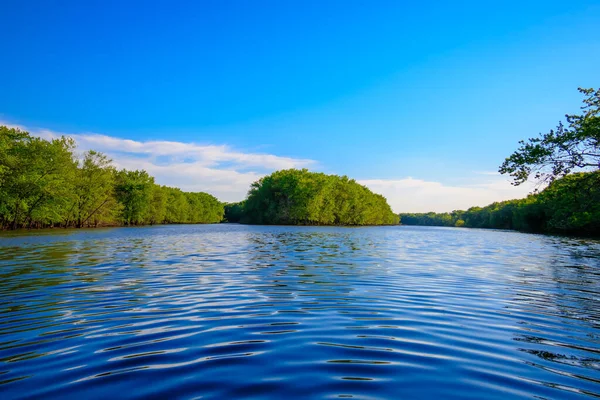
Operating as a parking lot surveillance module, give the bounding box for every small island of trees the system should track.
[225,169,399,226]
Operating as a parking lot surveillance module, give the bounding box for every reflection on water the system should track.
[0,224,599,399]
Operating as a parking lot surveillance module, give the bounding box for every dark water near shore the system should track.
[1,224,599,399]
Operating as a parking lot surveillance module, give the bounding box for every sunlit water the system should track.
[0,224,599,399]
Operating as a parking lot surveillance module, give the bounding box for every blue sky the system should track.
[1,1,599,211]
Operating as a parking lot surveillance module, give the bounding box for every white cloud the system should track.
[359,176,536,213]
[35,130,314,170]
[2,121,314,202]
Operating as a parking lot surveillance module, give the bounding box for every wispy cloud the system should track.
[359,177,535,213]
[35,130,315,170]
[2,121,315,202]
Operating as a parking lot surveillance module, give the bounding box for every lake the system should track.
[0,224,599,399]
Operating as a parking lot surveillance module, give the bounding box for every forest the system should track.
[0,126,224,229]
[401,87,600,236]
[1,126,398,229]
[2,87,597,232]
[400,171,600,235]
[224,169,399,225]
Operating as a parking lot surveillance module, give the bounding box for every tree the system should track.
[164,186,189,223]
[243,169,398,226]
[0,127,77,229]
[224,201,246,222]
[398,170,600,235]
[146,184,167,225]
[70,150,119,228]
[499,87,600,186]
[536,172,600,234]
[1,125,224,229]
[114,169,154,225]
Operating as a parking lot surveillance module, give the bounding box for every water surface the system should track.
[1,225,599,399]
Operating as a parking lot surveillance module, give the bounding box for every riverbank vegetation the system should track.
[1,127,397,229]
[499,87,599,186]
[0,126,223,229]
[401,87,600,236]
[3,87,597,232]
[225,169,399,225]
[400,171,600,235]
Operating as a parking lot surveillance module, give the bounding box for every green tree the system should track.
[70,150,119,228]
[1,125,224,230]
[536,172,600,234]
[224,201,246,222]
[0,127,76,229]
[398,171,600,235]
[500,87,600,186]
[146,184,167,225]
[114,169,154,225]
[243,169,398,226]
[164,186,189,223]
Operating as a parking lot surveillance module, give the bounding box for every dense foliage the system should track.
[398,211,464,228]
[240,169,399,225]
[500,87,599,185]
[223,201,246,223]
[400,171,600,235]
[0,126,224,229]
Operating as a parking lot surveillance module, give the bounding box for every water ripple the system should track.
[0,224,599,399]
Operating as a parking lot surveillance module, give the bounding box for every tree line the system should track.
[0,126,224,229]
[401,87,600,236]
[224,169,399,225]
[400,171,600,235]
[3,87,596,232]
